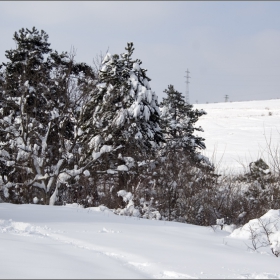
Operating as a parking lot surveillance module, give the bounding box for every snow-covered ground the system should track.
[194,99,280,173]
[1,99,280,279]
[1,203,280,279]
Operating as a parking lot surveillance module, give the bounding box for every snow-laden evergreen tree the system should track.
[154,85,215,221]
[160,84,207,160]
[0,64,12,187]
[79,42,163,207]
[0,27,95,205]
[82,42,163,154]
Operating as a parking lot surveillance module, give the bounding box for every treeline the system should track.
[0,27,279,227]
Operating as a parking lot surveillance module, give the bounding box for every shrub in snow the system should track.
[247,158,271,189]
[216,218,225,230]
[115,190,140,217]
[218,160,275,224]
[249,159,270,175]
[114,190,161,220]
[58,174,100,208]
[140,197,161,220]
[195,171,280,228]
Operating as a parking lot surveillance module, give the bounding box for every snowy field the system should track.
[194,99,280,173]
[1,99,280,279]
[1,203,280,279]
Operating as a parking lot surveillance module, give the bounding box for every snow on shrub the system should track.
[230,209,280,257]
[115,190,161,220]
[115,190,140,217]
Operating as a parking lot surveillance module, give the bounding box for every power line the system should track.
[184,69,191,104]
[225,95,229,102]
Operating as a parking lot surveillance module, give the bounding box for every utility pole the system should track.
[225,95,229,102]
[184,69,191,104]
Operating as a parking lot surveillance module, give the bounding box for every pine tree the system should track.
[154,85,213,221]
[0,27,96,205]
[79,42,163,207]
[160,84,207,159]
[82,42,163,154]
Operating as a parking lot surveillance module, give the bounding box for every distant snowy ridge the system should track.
[193,99,280,172]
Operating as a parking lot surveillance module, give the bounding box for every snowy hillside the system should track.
[1,203,280,279]
[193,99,280,173]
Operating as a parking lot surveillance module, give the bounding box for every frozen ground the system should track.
[194,99,280,173]
[1,203,280,279]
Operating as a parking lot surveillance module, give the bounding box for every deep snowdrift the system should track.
[1,203,280,279]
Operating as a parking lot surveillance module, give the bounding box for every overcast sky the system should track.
[1,1,280,104]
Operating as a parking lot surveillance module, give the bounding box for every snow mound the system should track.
[230,209,280,256]
[230,209,280,239]
[0,219,43,236]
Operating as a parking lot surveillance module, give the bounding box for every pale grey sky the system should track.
[1,1,280,104]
